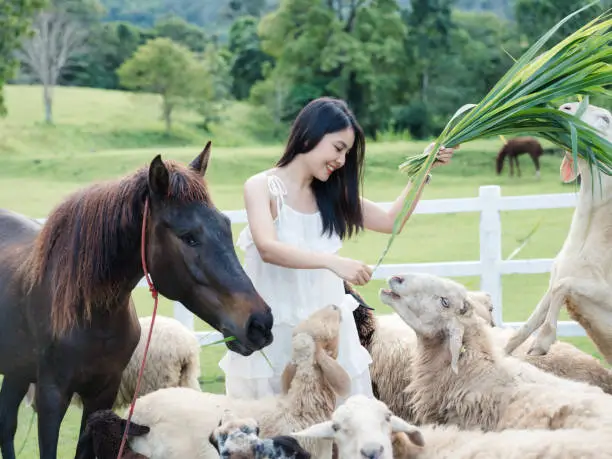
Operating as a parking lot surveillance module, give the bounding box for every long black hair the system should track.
[276,97,366,240]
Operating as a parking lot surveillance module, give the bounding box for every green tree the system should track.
[257,0,409,137]
[117,37,201,132]
[67,21,151,89]
[227,15,272,99]
[514,0,593,46]
[190,41,233,131]
[0,0,48,115]
[153,14,208,52]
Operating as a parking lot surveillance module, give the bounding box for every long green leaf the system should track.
[375,2,612,269]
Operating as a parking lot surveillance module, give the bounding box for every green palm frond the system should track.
[374,1,612,269]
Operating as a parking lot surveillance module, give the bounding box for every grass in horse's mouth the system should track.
[203,335,273,369]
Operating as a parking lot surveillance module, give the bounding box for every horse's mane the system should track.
[19,159,211,337]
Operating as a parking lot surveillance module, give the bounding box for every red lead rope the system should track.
[116,198,159,459]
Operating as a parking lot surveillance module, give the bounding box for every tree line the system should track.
[1,0,601,140]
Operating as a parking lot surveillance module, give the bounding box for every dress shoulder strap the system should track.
[266,174,287,219]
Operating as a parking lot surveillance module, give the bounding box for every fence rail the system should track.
[36,184,585,346]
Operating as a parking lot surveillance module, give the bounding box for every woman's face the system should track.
[305,127,355,182]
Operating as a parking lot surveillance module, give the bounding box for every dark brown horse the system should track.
[0,142,274,459]
[495,136,544,179]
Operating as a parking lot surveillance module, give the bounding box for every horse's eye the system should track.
[440,297,450,308]
[179,233,198,247]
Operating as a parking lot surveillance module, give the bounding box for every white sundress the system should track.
[218,174,374,404]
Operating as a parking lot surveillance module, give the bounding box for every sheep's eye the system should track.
[385,412,392,422]
[332,423,340,432]
[440,297,450,308]
[489,306,494,312]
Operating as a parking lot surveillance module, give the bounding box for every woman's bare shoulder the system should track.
[244,168,278,192]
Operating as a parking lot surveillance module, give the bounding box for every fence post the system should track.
[173,301,195,330]
[478,185,503,326]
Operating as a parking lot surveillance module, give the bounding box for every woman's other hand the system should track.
[326,255,373,285]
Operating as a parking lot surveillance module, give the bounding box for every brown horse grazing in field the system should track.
[495,136,543,179]
[0,142,274,459]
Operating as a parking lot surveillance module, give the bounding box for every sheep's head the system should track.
[467,290,494,327]
[209,410,312,458]
[281,305,350,398]
[559,102,612,183]
[292,395,424,459]
[293,304,342,359]
[379,273,475,374]
[209,410,261,458]
[78,410,150,459]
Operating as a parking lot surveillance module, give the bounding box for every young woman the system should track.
[219,97,456,402]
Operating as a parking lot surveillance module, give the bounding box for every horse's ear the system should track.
[149,154,170,200]
[189,141,212,177]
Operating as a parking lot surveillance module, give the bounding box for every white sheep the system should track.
[123,304,349,459]
[295,394,612,459]
[347,282,495,421]
[208,409,312,458]
[292,394,423,459]
[25,314,202,411]
[379,272,612,432]
[349,281,612,423]
[504,102,612,361]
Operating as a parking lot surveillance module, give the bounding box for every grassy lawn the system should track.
[0,85,605,456]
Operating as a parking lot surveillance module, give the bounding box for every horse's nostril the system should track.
[246,311,273,346]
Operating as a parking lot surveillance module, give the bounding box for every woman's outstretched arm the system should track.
[361,143,457,234]
[244,173,372,285]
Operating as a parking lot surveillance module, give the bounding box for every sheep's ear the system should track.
[390,416,425,447]
[560,154,577,183]
[291,421,336,439]
[447,317,465,375]
[209,431,220,452]
[315,344,351,397]
[121,420,150,437]
[281,362,297,394]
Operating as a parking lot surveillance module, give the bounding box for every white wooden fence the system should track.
[36,184,586,346]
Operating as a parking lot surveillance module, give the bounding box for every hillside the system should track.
[0,84,277,155]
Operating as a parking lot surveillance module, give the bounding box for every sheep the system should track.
[121,304,349,459]
[208,409,312,458]
[347,279,612,425]
[75,409,150,459]
[25,314,202,411]
[504,102,612,362]
[491,326,612,394]
[292,394,423,459]
[347,282,495,419]
[295,395,612,459]
[379,272,612,432]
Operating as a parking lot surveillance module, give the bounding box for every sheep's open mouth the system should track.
[381,289,401,300]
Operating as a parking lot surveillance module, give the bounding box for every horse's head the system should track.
[144,142,273,356]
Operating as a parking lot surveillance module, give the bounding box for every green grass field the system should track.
[0,84,606,456]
